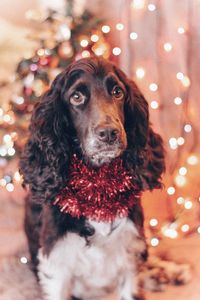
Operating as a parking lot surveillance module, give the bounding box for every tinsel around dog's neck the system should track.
[54,154,141,223]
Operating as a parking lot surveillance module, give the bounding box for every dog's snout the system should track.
[95,126,120,143]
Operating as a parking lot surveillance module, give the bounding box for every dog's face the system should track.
[63,60,127,166]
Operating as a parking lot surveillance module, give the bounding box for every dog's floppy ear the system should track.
[114,66,165,190]
[20,70,71,203]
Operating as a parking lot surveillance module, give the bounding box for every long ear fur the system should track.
[114,66,165,191]
[19,71,71,203]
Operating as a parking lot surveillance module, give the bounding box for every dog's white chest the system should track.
[38,218,143,299]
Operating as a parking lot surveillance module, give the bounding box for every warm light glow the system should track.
[175,175,186,187]
[184,124,192,133]
[91,34,99,42]
[6,183,14,192]
[112,47,121,56]
[176,72,184,80]
[80,39,89,47]
[169,137,178,149]
[7,147,15,156]
[177,27,185,34]
[149,83,158,92]
[163,42,173,52]
[197,227,200,234]
[14,171,21,182]
[130,32,138,40]
[0,178,7,187]
[179,167,187,176]
[116,23,124,31]
[132,0,145,10]
[174,97,182,105]
[151,237,159,247]
[136,67,145,79]
[37,48,45,56]
[149,218,158,227]
[3,134,12,143]
[181,224,190,232]
[162,224,178,239]
[184,200,193,210]
[167,186,176,195]
[150,100,159,109]
[177,197,184,205]
[102,25,110,33]
[148,3,156,11]
[20,256,28,264]
[187,155,199,165]
[181,76,191,87]
[82,50,90,58]
[177,137,185,145]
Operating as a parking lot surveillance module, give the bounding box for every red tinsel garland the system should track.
[54,154,141,222]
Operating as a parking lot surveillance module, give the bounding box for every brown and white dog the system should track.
[20,57,165,300]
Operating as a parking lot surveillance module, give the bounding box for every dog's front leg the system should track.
[118,271,144,300]
[37,249,72,300]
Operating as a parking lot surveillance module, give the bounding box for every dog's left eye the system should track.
[112,86,124,99]
[70,91,86,106]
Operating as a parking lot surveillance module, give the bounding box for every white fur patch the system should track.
[38,218,146,300]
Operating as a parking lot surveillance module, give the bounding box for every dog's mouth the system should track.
[88,146,125,167]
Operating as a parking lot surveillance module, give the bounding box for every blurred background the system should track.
[0,0,199,299]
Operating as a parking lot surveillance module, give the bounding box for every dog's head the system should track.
[20,57,165,202]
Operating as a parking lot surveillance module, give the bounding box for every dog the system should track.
[20,57,165,300]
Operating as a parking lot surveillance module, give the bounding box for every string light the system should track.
[187,155,199,165]
[20,256,28,264]
[175,175,187,187]
[150,100,159,109]
[135,67,145,79]
[177,197,185,205]
[149,83,158,92]
[101,25,110,33]
[80,39,89,47]
[174,97,182,105]
[149,218,158,227]
[179,167,187,175]
[163,42,173,52]
[181,224,190,232]
[177,27,185,34]
[184,124,192,133]
[169,137,178,149]
[112,47,121,56]
[197,227,200,234]
[6,183,14,192]
[184,200,193,210]
[116,23,124,31]
[131,0,145,10]
[130,32,138,40]
[176,72,184,80]
[167,186,176,195]
[148,4,156,11]
[150,237,159,247]
[181,75,191,87]
[82,50,90,58]
[177,137,185,145]
[14,171,22,182]
[91,34,99,42]
[161,223,178,239]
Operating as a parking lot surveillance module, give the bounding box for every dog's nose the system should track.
[95,126,120,143]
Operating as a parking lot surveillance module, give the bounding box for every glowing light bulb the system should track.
[197,227,200,234]
[132,0,145,10]
[14,171,21,182]
[102,25,110,33]
[174,97,182,105]
[20,256,28,264]
[169,137,178,149]
[0,178,7,186]
[148,4,156,11]
[82,50,90,58]
[37,48,45,56]
[179,167,187,175]
[136,67,145,79]
[187,155,199,165]
[177,197,184,205]
[164,42,173,52]
[175,175,186,187]
[91,34,99,42]
[130,32,138,40]
[184,200,193,209]
[184,124,192,133]
[116,23,124,31]
[6,183,14,192]
[177,27,185,34]
[177,137,185,145]
[181,76,191,87]
[149,218,158,227]
[162,224,178,239]
[181,224,190,232]
[149,83,158,92]
[150,101,159,109]
[80,39,89,47]
[151,237,159,247]
[167,186,176,195]
[3,134,12,143]
[176,72,184,80]
[112,47,121,56]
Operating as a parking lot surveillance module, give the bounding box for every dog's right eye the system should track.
[70,91,86,106]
